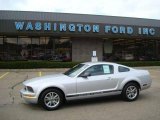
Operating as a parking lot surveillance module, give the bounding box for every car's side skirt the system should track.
[66,90,122,100]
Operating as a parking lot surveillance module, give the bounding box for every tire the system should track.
[39,88,64,110]
[122,83,139,101]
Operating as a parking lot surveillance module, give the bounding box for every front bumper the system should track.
[20,89,38,104]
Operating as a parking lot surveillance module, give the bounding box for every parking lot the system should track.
[0,67,160,120]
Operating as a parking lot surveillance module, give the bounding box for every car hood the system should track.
[23,73,69,86]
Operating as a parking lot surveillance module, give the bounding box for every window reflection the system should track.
[0,37,3,44]
[0,36,72,61]
[0,36,159,61]
[56,38,71,61]
[0,37,3,60]
[39,37,46,60]
[32,38,39,60]
[45,37,56,60]
[44,37,72,61]
[4,37,17,60]
[18,38,31,60]
[103,39,158,61]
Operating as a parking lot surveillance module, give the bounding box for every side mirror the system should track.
[80,72,91,78]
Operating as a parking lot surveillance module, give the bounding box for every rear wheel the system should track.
[39,89,64,110]
[122,83,139,101]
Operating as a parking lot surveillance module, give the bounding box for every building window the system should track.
[18,37,31,60]
[103,39,158,61]
[31,37,40,60]
[4,37,18,60]
[55,37,72,61]
[39,37,47,60]
[45,37,72,61]
[45,37,55,60]
[0,36,72,61]
[0,37,3,60]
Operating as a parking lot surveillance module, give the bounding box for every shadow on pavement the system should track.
[20,93,150,111]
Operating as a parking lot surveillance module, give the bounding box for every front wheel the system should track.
[122,83,139,101]
[39,89,64,110]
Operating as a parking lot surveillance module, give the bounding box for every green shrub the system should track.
[118,61,160,67]
[0,61,80,69]
[0,61,160,69]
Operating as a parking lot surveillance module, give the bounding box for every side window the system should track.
[84,65,104,76]
[80,64,114,76]
[103,65,114,74]
[118,66,130,72]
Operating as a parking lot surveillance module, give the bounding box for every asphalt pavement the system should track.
[0,67,160,120]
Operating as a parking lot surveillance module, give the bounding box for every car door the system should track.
[76,64,118,95]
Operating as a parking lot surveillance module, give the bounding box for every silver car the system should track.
[20,62,152,110]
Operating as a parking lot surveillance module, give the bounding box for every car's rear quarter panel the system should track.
[117,70,142,90]
[134,70,152,90]
[117,69,152,90]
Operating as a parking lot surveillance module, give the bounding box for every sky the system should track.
[0,0,160,19]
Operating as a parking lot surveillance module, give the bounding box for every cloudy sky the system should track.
[0,0,160,19]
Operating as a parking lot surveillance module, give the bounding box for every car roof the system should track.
[82,61,133,69]
[82,61,119,66]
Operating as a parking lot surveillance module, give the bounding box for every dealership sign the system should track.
[14,21,156,36]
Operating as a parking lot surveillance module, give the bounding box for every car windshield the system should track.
[64,64,88,77]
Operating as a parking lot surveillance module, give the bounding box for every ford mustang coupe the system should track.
[20,62,152,110]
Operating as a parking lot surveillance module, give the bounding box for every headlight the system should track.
[24,86,34,93]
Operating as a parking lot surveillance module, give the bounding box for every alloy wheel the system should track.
[126,86,138,100]
[44,92,60,108]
